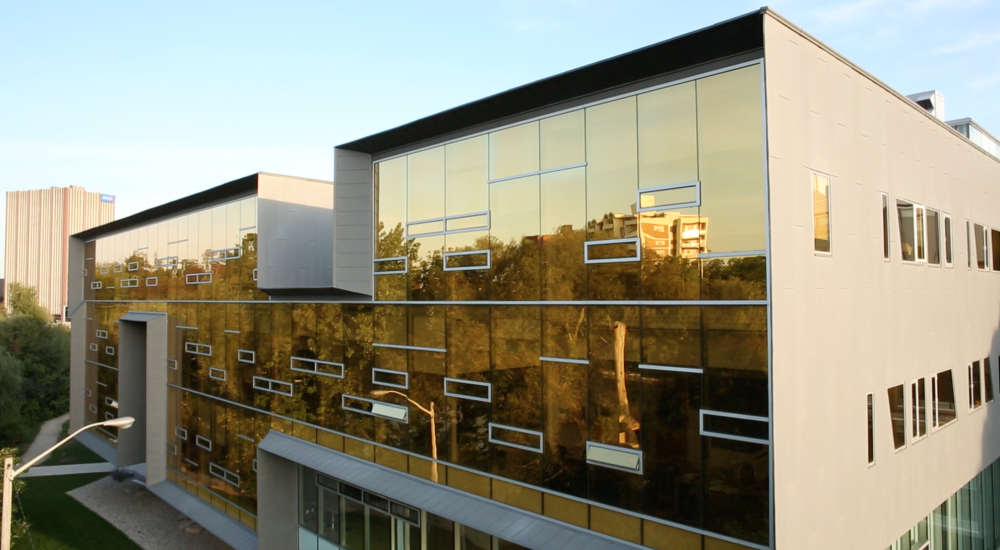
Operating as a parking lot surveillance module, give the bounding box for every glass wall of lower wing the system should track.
[135,301,769,544]
[887,456,1000,550]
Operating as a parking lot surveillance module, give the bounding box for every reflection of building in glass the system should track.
[587,210,709,259]
[64,9,1000,550]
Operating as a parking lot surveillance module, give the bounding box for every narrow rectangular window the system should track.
[583,238,641,263]
[185,342,211,356]
[911,379,926,440]
[968,221,973,268]
[812,172,831,253]
[253,376,293,396]
[175,427,188,440]
[209,367,227,381]
[443,378,492,402]
[881,193,890,260]
[926,209,940,265]
[127,261,139,272]
[195,435,212,451]
[120,278,139,288]
[970,361,983,409]
[372,368,409,390]
[897,200,917,262]
[237,350,255,364]
[113,264,122,273]
[991,230,1000,272]
[488,423,543,453]
[89,343,98,352]
[985,357,995,403]
[185,272,212,285]
[975,224,988,269]
[888,384,906,450]
[290,357,344,379]
[867,393,875,465]
[944,215,953,266]
[145,277,158,287]
[90,281,102,290]
[915,206,926,261]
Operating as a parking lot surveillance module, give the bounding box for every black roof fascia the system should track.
[73,173,259,241]
[337,9,765,157]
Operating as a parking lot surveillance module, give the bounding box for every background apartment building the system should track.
[5,186,115,320]
[63,8,1000,550]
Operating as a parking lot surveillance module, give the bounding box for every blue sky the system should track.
[1,0,998,277]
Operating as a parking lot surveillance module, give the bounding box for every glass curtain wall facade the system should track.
[371,64,770,545]
[887,456,1000,550]
[79,63,770,548]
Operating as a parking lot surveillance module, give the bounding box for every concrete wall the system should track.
[332,148,373,296]
[256,447,298,550]
[764,12,1000,550]
[257,173,334,289]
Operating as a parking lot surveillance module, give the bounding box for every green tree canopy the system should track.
[5,282,50,321]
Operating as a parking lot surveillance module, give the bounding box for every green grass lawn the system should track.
[40,422,105,466]
[12,473,142,550]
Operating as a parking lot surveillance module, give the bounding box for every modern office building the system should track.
[65,8,1000,550]
[6,185,115,320]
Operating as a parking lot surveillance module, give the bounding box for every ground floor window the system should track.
[298,466,529,550]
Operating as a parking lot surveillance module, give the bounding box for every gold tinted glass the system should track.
[490,121,539,180]
[407,146,445,222]
[376,157,407,258]
[446,135,488,216]
[490,175,540,300]
[697,66,765,253]
[540,167,586,301]
[638,81,698,188]
[540,110,585,170]
[586,96,637,241]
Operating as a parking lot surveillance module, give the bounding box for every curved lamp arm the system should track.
[12,416,135,478]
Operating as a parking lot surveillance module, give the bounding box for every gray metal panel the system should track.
[147,481,257,550]
[332,148,373,296]
[76,430,118,465]
[258,431,640,550]
[257,173,335,290]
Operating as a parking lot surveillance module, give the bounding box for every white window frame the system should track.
[237,350,255,364]
[112,264,122,273]
[811,171,832,255]
[145,277,158,287]
[89,343,98,352]
[253,376,293,396]
[175,426,188,440]
[943,214,954,268]
[195,435,212,451]
[881,193,891,262]
[896,198,926,264]
[209,367,227,381]
[121,278,139,288]
[185,342,212,356]
[185,272,212,285]
[127,261,139,272]
[106,346,115,356]
[90,281,102,290]
[910,378,927,443]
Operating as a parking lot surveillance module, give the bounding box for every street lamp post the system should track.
[1,416,135,550]
[371,390,438,482]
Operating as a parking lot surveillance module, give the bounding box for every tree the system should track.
[0,316,70,427]
[0,353,24,443]
[5,283,49,321]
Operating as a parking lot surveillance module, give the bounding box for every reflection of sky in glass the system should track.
[490,175,539,244]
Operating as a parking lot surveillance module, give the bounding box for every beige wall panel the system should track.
[4,187,113,317]
[766,13,1000,550]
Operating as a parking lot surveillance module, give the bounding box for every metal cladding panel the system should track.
[258,431,641,550]
[147,481,258,550]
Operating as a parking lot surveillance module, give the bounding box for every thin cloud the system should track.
[971,71,1000,91]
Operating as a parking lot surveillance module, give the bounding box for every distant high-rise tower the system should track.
[5,186,115,320]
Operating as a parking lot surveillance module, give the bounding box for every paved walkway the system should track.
[21,412,70,464]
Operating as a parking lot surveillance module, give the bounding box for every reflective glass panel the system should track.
[539,110,585,170]
[696,66,765,253]
[446,135,488,217]
[408,146,445,223]
[490,121,538,180]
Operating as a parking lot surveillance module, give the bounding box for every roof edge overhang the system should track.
[336,8,767,158]
[72,173,260,241]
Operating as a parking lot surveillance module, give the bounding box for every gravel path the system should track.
[69,477,234,550]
